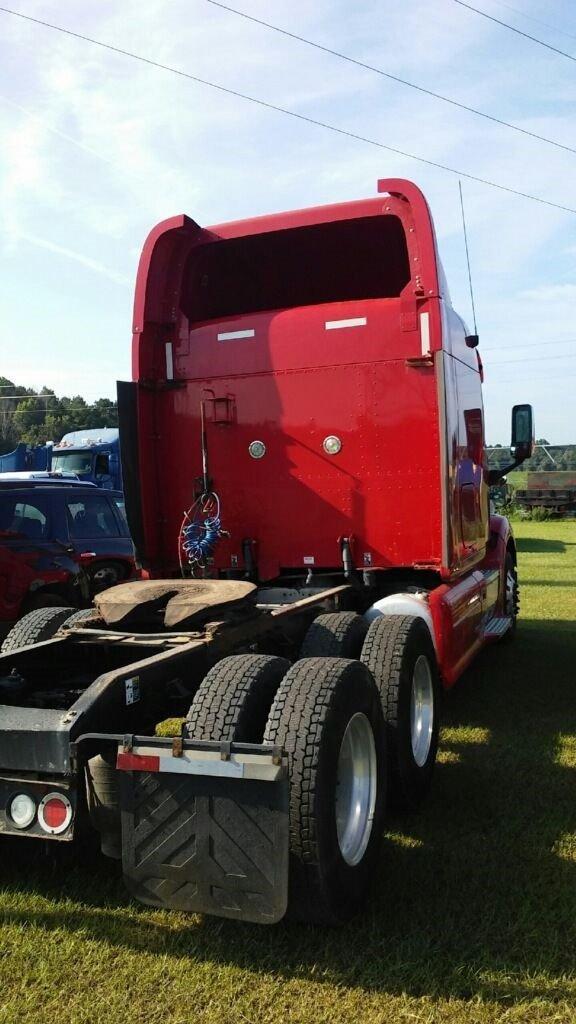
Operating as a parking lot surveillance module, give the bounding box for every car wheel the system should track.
[87,561,125,593]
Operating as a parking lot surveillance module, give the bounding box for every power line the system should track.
[452,0,576,62]
[488,0,576,44]
[487,353,576,365]
[490,370,576,383]
[0,399,117,408]
[482,339,576,351]
[205,0,576,157]
[1,7,576,216]
[0,394,116,403]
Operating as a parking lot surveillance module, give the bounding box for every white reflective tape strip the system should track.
[165,342,174,380]
[420,312,431,355]
[325,317,367,330]
[126,745,284,781]
[158,755,244,778]
[217,329,255,341]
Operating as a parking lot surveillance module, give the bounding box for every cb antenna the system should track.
[458,180,478,340]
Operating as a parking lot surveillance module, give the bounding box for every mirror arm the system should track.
[486,453,529,486]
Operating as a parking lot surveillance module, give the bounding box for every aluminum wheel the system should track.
[410,655,434,768]
[335,712,377,866]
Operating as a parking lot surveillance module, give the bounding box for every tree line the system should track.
[0,376,118,454]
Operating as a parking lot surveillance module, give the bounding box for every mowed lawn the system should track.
[1,521,576,1024]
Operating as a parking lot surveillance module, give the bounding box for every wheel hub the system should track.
[410,655,434,768]
[335,712,377,866]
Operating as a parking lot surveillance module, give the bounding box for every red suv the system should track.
[0,477,136,635]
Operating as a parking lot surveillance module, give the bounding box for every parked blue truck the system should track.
[0,430,122,490]
[50,428,122,490]
[0,443,51,473]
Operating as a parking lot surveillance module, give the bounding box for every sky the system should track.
[0,0,575,443]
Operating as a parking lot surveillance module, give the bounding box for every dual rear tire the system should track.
[1,605,96,653]
[361,615,440,810]
[186,652,386,924]
[301,611,440,809]
[183,611,440,923]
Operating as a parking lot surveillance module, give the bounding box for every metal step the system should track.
[483,615,512,640]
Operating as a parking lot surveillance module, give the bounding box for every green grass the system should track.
[1,521,576,1023]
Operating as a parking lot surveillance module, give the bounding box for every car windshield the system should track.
[52,452,94,476]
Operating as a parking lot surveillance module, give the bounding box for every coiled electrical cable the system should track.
[178,492,225,575]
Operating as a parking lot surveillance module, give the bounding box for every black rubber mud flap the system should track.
[120,767,289,924]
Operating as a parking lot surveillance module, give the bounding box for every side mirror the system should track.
[511,403,534,463]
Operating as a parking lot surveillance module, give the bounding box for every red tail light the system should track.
[38,793,73,835]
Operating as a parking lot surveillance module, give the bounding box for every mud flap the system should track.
[118,741,289,924]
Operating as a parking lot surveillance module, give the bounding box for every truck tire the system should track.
[501,550,519,644]
[185,654,290,743]
[1,605,76,653]
[61,608,99,627]
[264,657,386,924]
[300,612,367,659]
[361,615,440,811]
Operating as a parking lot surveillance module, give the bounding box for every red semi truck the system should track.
[0,179,533,925]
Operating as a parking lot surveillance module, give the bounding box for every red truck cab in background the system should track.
[120,178,533,688]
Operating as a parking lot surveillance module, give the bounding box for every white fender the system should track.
[364,593,437,652]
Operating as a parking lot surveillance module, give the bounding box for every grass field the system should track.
[1,521,576,1024]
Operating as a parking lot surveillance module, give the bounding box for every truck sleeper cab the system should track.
[51,429,123,491]
[0,180,533,926]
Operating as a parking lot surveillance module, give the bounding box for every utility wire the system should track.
[482,339,576,351]
[489,0,576,44]
[452,0,576,62]
[487,353,576,364]
[205,0,576,157]
[1,6,576,215]
[490,367,576,381]
[0,397,117,406]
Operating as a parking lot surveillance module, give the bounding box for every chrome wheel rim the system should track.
[93,566,119,586]
[335,712,377,866]
[410,656,434,768]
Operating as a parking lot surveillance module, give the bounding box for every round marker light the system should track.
[323,435,342,455]
[38,792,73,835]
[8,793,36,829]
[248,440,266,460]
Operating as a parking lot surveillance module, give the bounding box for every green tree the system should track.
[0,377,118,449]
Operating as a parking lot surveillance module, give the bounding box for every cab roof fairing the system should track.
[130,178,447,378]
